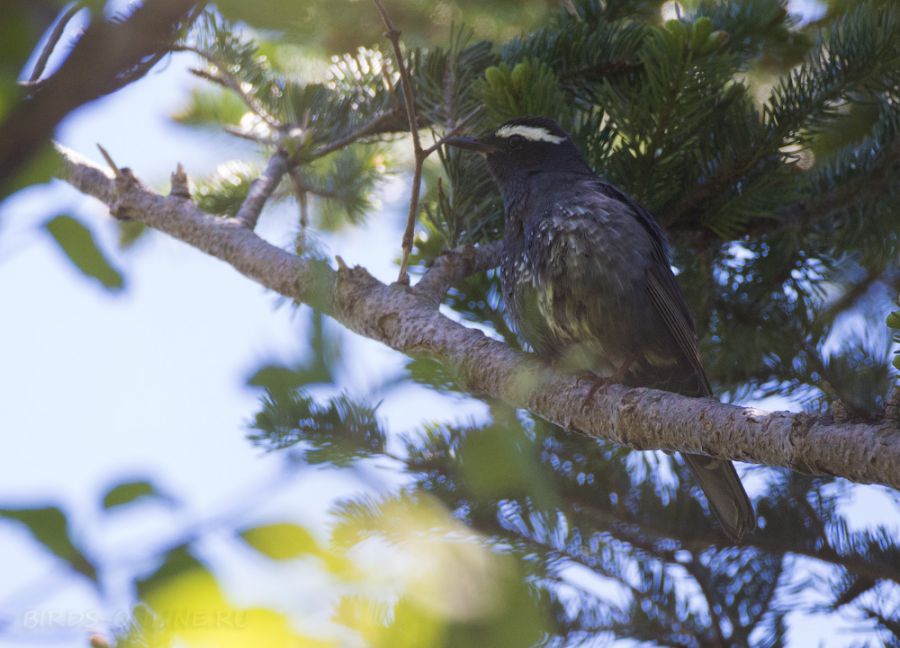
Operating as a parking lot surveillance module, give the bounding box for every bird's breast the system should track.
[501,203,654,370]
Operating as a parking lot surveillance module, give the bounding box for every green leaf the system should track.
[239,522,321,560]
[43,215,125,291]
[0,507,96,580]
[101,479,176,511]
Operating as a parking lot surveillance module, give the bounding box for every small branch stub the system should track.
[96,143,121,177]
[170,163,190,199]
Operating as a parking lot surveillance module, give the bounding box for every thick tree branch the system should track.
[56,146,900,490]
[0,0,202,188]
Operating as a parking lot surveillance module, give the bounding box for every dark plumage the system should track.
[446,116,756,540]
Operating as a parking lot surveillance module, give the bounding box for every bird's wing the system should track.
[593,179,712,396]
[646,266,712,396]
[592,181,755,538]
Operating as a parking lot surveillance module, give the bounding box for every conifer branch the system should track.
[569,501,900,585]
[777,138,900,234]
[183,46,283,131]
[682,560,730,645]
[55,146,900,491]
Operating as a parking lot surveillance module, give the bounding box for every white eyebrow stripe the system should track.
[495,124,565,143]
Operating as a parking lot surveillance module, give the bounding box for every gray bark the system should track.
[57,146,900,489]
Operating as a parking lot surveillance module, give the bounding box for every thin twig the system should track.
[421,105,483,156]
[371,0,425,285]
[26,2,85,84]
[235,149,289,229]
[222,124,278,146]
[372,2,484,284]
[287,167,310,251]
[309,110,400,159]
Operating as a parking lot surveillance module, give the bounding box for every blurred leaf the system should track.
[0,3,48,80]
[135,544,208,602]
[101,479,176,511]
[172,86,249,128]
[238,522,320,560]
[239,521,358,579]
[459,420,559,512]
[444,561,548,648]
[2,142,62,197]
[214,0,303,33]
[248,364,317,393]
[130,546,321,648]
[43,215,124,291]
[117,220,147,249]
[405,356,463,392]
[341,595,445,648]
[248,311,339,393]
[217,0,552,52]
[0,506,96,580]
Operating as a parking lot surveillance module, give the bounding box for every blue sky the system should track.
[0,2,897,646]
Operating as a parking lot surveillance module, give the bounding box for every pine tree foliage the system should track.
[164,0,900,644]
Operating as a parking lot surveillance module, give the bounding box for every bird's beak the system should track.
[443,136,496,154]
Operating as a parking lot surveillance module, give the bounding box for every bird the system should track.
[445,115,756,540]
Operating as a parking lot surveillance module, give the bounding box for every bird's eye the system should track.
[509,135,526,146]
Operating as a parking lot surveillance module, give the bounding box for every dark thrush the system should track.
[446,116,756,540]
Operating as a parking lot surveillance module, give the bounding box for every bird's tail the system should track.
[684,454,756,541]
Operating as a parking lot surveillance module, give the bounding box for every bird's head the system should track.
[444,116,592,186]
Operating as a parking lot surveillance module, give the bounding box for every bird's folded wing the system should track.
[646,266,712,397]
